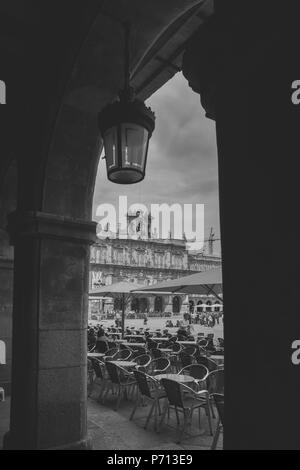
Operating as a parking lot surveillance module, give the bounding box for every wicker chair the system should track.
[159,378,213,443]
[130,370,167,431]
[146,358,170,376]
[103,361,137,410]
[211,393,224,450]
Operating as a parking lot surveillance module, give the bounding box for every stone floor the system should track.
[0,386,222,450]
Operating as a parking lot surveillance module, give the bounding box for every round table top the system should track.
[151,337,170,341]
[109,360,137,368]
[159,348,173,353]
[210,355,224,364]
[125,335,145,339]
[88,353,105,358]
[154,373,195,384]
[177,341,197,345]
[122,342,145,348]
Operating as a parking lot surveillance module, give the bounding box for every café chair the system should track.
[103,347,118,361]
[178,364,209,391]
[206,369,224,418]
[88,357,110,401]
[103,361,137,410]
[112,349,132,361]
[130,370,167,431]
[210,393,224,450]
[133,354,152,371]
[146,358,170,376]
[159,378,213,443]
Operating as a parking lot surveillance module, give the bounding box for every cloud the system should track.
[93,72,220,250]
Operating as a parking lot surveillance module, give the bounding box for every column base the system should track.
[3,431,93,450]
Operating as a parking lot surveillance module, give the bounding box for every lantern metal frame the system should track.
[98,21,155,184]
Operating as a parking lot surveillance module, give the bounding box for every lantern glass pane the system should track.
[121,123,149,170]
[103,126,118,170]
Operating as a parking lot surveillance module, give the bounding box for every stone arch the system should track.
[172,295,181,313]
[139,297,149,313]
[131,298,139,312]
[154,296,163,313]
[2,1,215,450]
[114,298,122,311]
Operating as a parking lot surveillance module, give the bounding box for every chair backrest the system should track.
[151,348,162,359]
[206,369,224,395]
[133,370,152,398]
[212,393,224,425]
[114,349,132,361]
[169,336,177,343]
[109,341,117,349]
[172,342,182,353]
[104,347,118,358]
[161,378,184,408]
[179,352,194,368]
[105,361,121,384]
[134,354,151,367]
[131,348,146,359]
[150,357,170,374]
[183,364,209,381]
[147,339,157,350]
[206,358,218,372]
[90,358,104,379]
[183,345,196,356]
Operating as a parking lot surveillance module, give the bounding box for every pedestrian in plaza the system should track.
[115,311,121,328]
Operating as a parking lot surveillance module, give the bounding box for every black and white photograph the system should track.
[0,0,299,453]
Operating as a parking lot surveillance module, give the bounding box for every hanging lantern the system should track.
[98,92,155,184]
[98,22,155,184]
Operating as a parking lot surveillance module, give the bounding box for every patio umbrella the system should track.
[131,268,223,302]
[89,281,141,337]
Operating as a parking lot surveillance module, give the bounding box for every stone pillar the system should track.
[180,295,189,314]
[3,211,96,450]
[163,295,173,314]
[182,5,300,448]
[0,256,13,395]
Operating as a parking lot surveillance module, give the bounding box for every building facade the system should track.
[89,216,222,317]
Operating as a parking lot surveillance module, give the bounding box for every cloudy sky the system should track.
[92,72,221,255]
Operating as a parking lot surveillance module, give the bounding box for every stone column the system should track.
[3,211,96,450]
[163,295,173,314]
[182,6,300,448]
[180,295,189,314]
[0,256,13,395]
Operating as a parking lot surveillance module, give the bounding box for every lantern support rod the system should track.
[123,21,131,94]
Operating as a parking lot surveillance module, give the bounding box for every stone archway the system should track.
[139,297,149,313]
[131,297,139,312]
[172,296,181,313]
[1,0,216,451]
[154,296,163,313]
[197,300,203,312]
